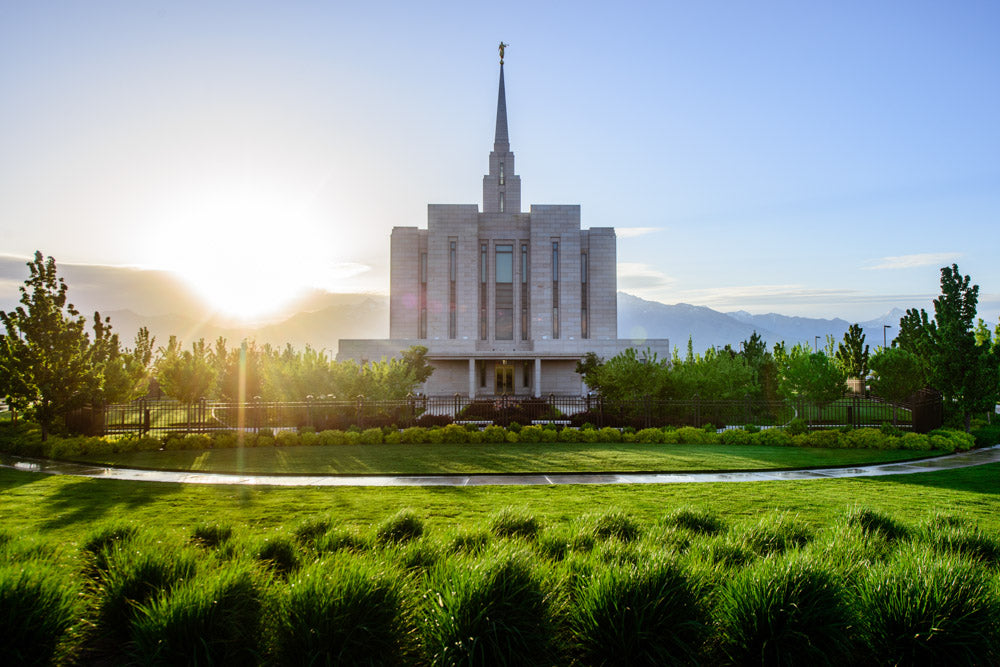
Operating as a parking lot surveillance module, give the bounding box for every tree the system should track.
[89,318,154,405]
[868,347,925,426]
[576,348,670,403]
[835,324,870,379]
[778,350,846,425]
[0,252,93,439]
[740,332,779,402]
[898,264,999,431]
[400,345,434,387]
[156,337,216,403]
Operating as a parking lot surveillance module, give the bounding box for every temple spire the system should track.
[494,62,510,153]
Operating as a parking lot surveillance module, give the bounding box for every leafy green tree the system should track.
[779,350,846,425]
[0,252,93,439]
[577,348,670,403]
[740,332,779,402]
[898,265,999,431]
[671,346,755,401]
[868,347,925,425]
[88,318,154,404]
[156,336,216,403]
[215,340,266,401]
[835,324,870,378]
[400,345,434,387]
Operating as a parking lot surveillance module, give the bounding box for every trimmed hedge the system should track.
[0,420,987,460]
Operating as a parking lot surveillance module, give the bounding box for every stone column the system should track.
[534,357,541,398]
[468,358,476,399]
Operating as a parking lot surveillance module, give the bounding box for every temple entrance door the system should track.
[495,362,513,395]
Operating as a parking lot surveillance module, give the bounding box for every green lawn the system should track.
[69,442,934,475]
[3,462,999,545]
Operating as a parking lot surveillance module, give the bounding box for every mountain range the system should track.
[1,255,906,355]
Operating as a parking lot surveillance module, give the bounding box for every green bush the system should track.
[676,426,714,444]
[377,509,424,544]
[900,432,932,450]
[570,556,704,666]
[786,418,808,436]
[398,426,428,444]
[754,428,793,447]
[0,559,80,665]
[517,424,545,443]
[481,425,507,443]
[273,557,410,665]
[859,546,1000,665]
[275,430,300,447]
[318,429,348,446]
[844,427,885,449]
[421,553,554,666]
[359,427,383,445]
[596,427,622,443]
[634,427,665,444]
[439,424,468,444]
[806,429,841,448]
[971,424,1000,447]
[490,507,540,540]
[129,561,265,665]
[720,428,752,445]
[714,554,856,665]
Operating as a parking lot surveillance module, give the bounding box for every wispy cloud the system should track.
[616,227,660,239]
[617,262,675,292]
[866,252,962,270]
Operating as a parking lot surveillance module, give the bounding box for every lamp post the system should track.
[883,325,891,349]
[814,335,820,352]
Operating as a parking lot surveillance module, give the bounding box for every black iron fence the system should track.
[74,390,942,437]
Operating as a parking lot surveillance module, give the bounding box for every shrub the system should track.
[0,559,80,666]
[399,426,429,444]
[859,546,1000,664]
[844,427,885,449]
[481,425,507,443]
[662,507,725,535]
[634,427,665,444]
[971,424,1000,447]
[517,424,545,443]
[720,428,752,445]
[255,535,301,576]
[806,429,841,448]
[786,418,808,436]
[273,558,410,665]
[597,427,623,443]
[421,553,554,665]
[440,424,469,444]
[299,430,320,446]
[714,555,856,665]
[754,428,793,447]
[900,432,932,450]
[377,509,424,544]
[358,427,383,445]
[318,429,348,446]
[591,509,641,543]
[129,561,264,665]
[570,556,705,666]
[275,430,300,447]
[676,426,712,444]
[490,507,540,540]
[190,523,234,548]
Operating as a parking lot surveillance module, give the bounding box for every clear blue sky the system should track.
[2,1,998,322]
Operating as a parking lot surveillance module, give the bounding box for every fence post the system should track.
[356,395,365,429]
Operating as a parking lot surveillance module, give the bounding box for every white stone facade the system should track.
[337,61,669,396]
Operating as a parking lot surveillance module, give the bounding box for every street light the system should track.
[814,335,820,352]
[883,325,891,349]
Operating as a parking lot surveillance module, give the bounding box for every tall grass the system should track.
[377,508,425,544]
[489,506,540,540]
[81,521,141,576]
[569,555,705,666]
[421,550,554,666]
[731,512,812,557]
[590,509,642,542]
[713,554,856,665]
[129,559,265,665]
[859,545,1000,664]
[0,559,80,665]
[661,506,725,535]
[273,557,411,666]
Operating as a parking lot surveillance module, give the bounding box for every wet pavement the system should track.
[2,445,999,487]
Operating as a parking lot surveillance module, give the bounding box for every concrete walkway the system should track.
[2,446,999,487]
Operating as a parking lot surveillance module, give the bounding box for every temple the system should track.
[337,54,670,396]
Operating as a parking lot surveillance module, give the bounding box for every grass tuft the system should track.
[377,508,425,544]
[489,506,541,540]
[0,559,80,666]
[661,506,725,535]
[81,522,141,576]
[732,512,812,557]
[843,505,908,541]
[190,522,233,548]
[255,535,300,576]
[591,509,642,542]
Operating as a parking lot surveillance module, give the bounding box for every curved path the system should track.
[2,446,999,487]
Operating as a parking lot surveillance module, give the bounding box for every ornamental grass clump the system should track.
[81,522,141,576]
[0,559,81,666]
[489,506,541,540]
[732,512,812,557]
[254,534,301,577]
[91,543,197,648]
[915,518,1000,567]
[858,545,1000,665]
[662,506,725,536]
[591,509,642,543]
[569,556,705,666]
[129,560,265,665]
[273,557,411,666]
[713,554,856,666]
[377,508,425,544]
[421,552,554,666]
[843,505,908,542]
[190,522,233,548]
[292,515,333,548]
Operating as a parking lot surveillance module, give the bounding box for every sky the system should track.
[2,1,998,323]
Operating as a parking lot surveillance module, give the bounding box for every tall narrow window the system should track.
[552,241,560,339]
[495,244,513,340]
[419,252,427,339]
[522,360,532,389]
[499,159,505,185]
[520,243,529,340]
[499,192,505,213]
[449,240,457,339]
[479,243,488,340]
[581,252,589,339]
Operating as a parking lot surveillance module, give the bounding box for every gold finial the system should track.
[499,41,508,64]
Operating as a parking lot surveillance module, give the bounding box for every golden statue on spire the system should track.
[499,42,508,64]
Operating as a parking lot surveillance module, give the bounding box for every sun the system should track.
[150,192,339,321]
